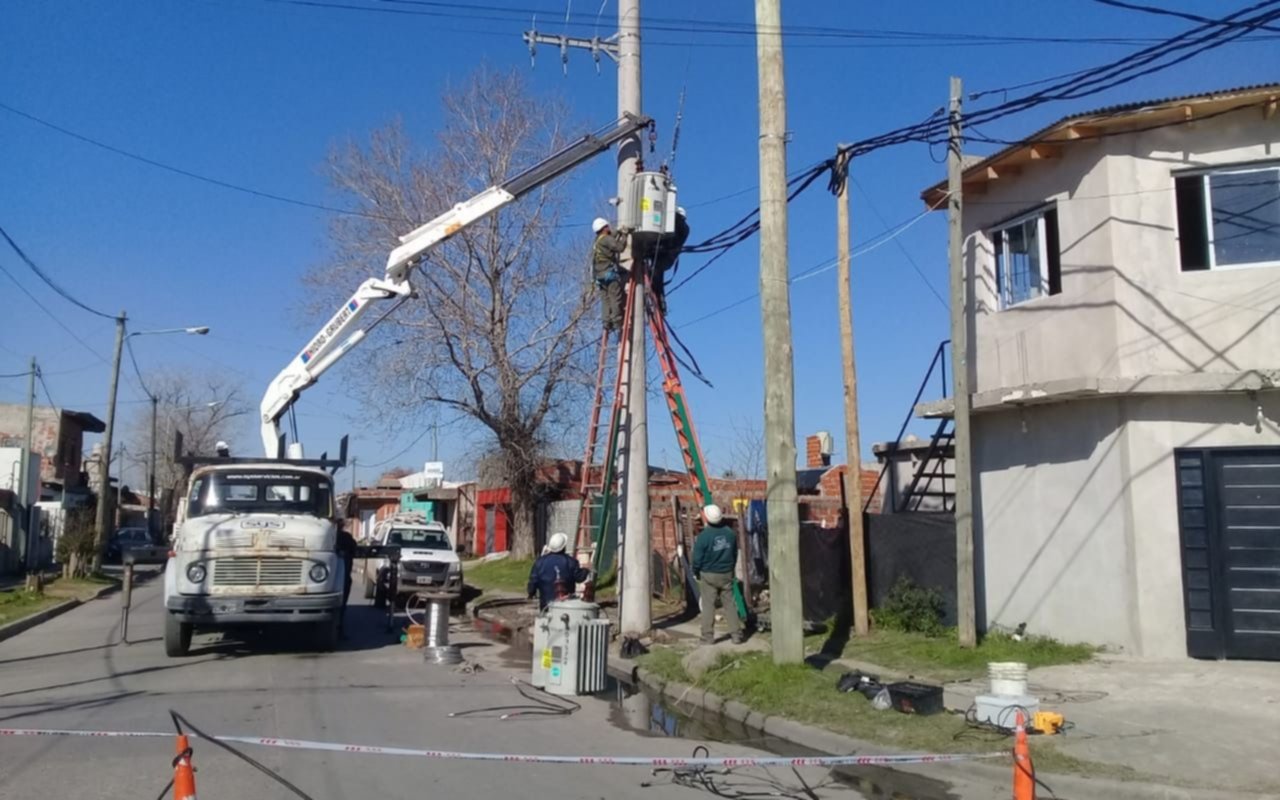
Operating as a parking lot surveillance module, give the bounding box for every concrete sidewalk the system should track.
[946,655,1280,794]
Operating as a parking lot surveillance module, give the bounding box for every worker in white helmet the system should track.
[692,503,743,644]
[591,216,629,334]
[651,206,690,314]
[526,532,590,610]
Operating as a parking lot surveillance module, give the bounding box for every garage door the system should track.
[1176,448,1280,660]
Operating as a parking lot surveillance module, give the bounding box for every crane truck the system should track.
[161,114,655,656]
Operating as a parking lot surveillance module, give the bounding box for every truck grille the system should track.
[213,557,304,586]
[399,560,448,576]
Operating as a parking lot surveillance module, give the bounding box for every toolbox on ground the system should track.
[886,681,944,715]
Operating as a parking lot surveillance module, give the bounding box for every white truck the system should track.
[162,114,655,655]
[362,513,462,608]
[162,441,348,656]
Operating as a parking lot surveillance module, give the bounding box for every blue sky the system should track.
[0,0,1274,487]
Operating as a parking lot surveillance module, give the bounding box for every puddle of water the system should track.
[608,681,961,800]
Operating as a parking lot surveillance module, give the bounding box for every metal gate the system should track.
[1176,448,1280,660]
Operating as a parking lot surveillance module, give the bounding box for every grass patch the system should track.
[839,628,1096,681]
[464,557,534,594]
[0,589,62,626]
[637,646,1144,784]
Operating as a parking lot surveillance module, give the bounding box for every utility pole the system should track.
[18,357,36,573]
[835,150,868,637]
[147,395,157,540]
[617,0,651,638]
[948,77,977,648]
[92,311,127,573]
[755,0,803,665]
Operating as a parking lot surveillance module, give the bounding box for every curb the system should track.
[0,572,153,644]
[616,657,1275,800]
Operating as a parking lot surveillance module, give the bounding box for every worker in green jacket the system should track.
[691,503,743,645]
[591,217,628,333]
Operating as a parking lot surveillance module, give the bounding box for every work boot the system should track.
[700,635,715,646]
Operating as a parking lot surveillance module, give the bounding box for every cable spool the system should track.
[419,592,462,665]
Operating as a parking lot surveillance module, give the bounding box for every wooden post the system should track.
[948,76,978,648]
[835,149,869,637]
[755,0,803,664]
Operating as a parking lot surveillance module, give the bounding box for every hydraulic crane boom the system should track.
[259,113,652,456]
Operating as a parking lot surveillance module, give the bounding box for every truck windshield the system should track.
[188,470,333,518]
[387,529,450,550]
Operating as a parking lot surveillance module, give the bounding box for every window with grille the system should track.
[1176,164,1280,272]
[990,207,1061,309]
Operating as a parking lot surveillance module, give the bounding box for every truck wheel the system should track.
[314,617,340,652]
[164,615,192,657]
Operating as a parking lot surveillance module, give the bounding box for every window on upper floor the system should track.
[1176,164,1280,272]
[991,206,1061,309]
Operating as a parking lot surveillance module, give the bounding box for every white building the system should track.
[919,84,1280,660]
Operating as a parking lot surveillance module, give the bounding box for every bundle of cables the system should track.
[447,677,581,721]
[646,745,832,800]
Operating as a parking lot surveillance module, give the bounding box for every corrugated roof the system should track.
[921,82,1280,204]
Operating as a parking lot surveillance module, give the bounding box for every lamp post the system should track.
[92,322,209,571]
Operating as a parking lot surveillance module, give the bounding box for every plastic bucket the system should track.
[988,661,1028,696]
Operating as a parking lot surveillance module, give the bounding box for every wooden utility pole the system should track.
[617,0,651,638]
[92,312,127,573]
[755,0,803,665]
[18,357,36,573]
[948,77,977,648]
[835,150,869,637]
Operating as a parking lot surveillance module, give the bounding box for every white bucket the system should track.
[988,661,1028,696]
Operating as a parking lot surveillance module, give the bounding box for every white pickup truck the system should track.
[362,514,462,608]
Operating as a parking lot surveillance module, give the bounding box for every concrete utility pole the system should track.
[755,0,803,664]
[19,357,36,573]
[617,0,651,638]
[948,77,977,648]
[834,150,869,637]
[147,395,157,539]
[92,311,127,573]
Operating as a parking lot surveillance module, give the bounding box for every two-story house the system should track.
[920,84,1280,660]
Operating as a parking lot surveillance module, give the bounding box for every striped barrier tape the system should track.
[0,727,1006,768]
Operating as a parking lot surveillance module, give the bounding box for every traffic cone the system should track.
[1012,709,1035,800]
[173,733,197,800]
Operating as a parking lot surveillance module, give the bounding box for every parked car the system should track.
[106,527,152,562]
[361,515,462,608]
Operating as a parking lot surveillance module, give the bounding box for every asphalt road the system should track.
[0,573,871,800]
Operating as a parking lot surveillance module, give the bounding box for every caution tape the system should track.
[0,727,1006,768]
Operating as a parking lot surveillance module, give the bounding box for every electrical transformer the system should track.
[531,598,611,696]
[624,171,677,258]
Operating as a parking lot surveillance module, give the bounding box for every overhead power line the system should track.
[0,223,115,319]
[1089,0,1280,32]
[0,101,403,222]
[0,259,108,362]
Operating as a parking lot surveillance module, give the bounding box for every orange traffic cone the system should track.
[1012,709,1035,800]
[173,733,197,800]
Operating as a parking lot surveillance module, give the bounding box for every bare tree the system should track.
[722,416,765,480]
[307,68,595,558]
[128,371,251,524]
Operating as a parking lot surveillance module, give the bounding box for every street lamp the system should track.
[91,315,210,571]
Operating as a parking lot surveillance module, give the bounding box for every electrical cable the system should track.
[447,678,581,719]
[170,710,316,800]
[0,260,108,362]
[0,370,33,379]
[0,101,406,222]
[1089,0,1280,32]
[125,336,153,400]
[0,223,115,319]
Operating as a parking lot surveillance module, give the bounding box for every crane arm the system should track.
[260,112,652,456]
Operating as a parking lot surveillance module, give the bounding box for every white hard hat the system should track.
[547,532,569,553]
[677,206,687,218]
[703,504,723,525]
[591,217,610,234]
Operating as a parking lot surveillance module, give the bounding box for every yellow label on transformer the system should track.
[641,197,650,211]
[541,649,553,669]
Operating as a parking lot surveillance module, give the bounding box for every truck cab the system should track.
[163,461,345,656]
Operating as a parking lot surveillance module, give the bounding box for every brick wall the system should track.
[804,434,827,468]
